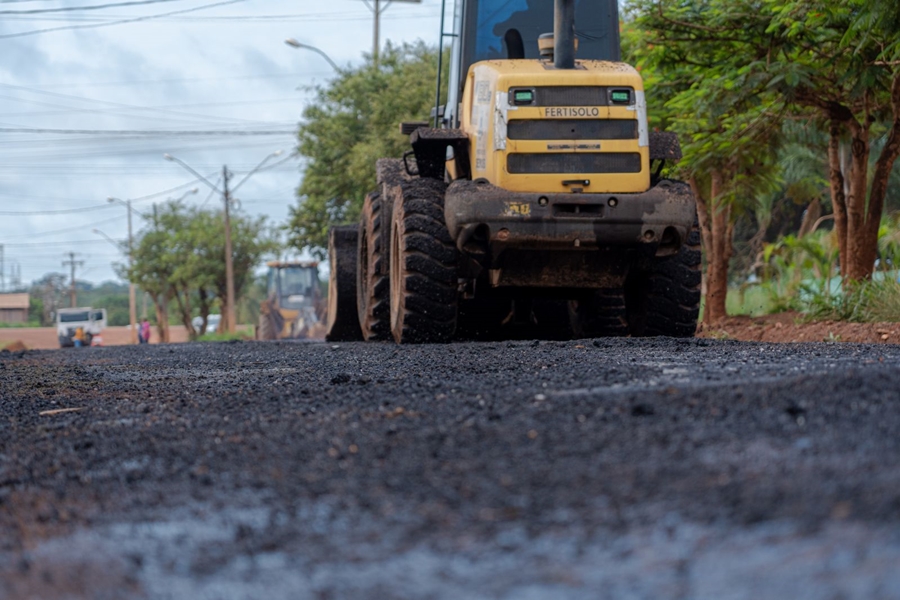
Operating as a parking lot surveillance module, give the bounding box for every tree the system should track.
[287,42,446,257]
[125,203,180,341]
[29,272,67,325]
[126,202,278,340]
[630,0,900,290]
[762,0,900,281]
[628,0,785,322]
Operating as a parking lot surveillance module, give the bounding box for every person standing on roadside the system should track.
[140,319,151,345]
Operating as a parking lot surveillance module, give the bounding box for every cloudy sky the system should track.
[0,0,447,288]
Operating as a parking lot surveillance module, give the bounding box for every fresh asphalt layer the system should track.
[1,338,900,599]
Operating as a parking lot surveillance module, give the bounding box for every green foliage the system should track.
[751,212,900,321]
[287,42,446,256]
[726,286,777,317]
[754,230,840,312]
[804,278,900,323]
[628,0,786,200]
[28,297,44,325]
[196,330,252,342]
[0,321,41,328]
[126,202,279,338]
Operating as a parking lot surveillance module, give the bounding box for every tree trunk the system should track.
[827,121,849,274]
[693,170,732,324]
[154,297,170,344]
[172,283,198,339]
[843,115,872,281]
[798,198,822,238]
[863,72,900,277]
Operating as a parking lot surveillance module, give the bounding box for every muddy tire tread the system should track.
[391,178,458,344]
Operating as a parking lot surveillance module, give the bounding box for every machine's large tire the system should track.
[625,217,702,337]
[569,288,629,338]
[356,191,391,341]
[257,297,285,341]
[389,178,458,344]
[257,306,276,341]
[326,226,364,342]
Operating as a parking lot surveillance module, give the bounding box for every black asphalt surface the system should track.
[2,339,900,599]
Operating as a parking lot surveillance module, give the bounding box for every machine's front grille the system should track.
[537,86,606,106]
[507,119,637,140]
[507,152,641,174]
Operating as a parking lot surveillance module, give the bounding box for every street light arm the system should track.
[92,228,123,249]
[231,150,284,194]
[163,154,222,194]
[284,39,340,71]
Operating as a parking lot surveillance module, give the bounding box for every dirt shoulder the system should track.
[700,311,900,344]
[0,326,192,350]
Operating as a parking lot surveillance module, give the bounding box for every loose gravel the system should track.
[2,338,900,599]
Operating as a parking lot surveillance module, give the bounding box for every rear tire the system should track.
[357,191,391,341]
[389,178,458,344]
[326,226,364,342]
[626,216,701,337]
[257,310,276,340]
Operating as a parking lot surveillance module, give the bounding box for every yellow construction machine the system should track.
[257,261,323,340]
[326,0,699,343]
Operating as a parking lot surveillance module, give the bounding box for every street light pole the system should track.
[222,166,236,334]
[108,197,138,344]
[164,152,282,335]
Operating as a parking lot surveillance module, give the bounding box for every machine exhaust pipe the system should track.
[554,0,576,69]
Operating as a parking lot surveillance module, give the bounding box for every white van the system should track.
[57,307,107,348]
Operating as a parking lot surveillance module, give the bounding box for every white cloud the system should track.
[0,0,443,287]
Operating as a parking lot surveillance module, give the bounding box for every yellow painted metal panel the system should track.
[460,59,651,194]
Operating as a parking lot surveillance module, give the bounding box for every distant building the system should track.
[0,293,30,324]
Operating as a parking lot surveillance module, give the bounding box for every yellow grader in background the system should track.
[326,0,699,343]
[256,261,324,340]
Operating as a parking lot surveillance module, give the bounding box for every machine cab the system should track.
[445,0,649,195]
[445,0,622,127]
[266,261,320,310]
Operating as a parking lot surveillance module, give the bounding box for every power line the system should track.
[0,81,274,126]
[0,127,295,135]
[0,204,115,216]
[0,240,121,248]
[1,214,127,240]
[0,173,217,217]
[0,0,247,39]
[0,0,187,15]
[26,72,325,89]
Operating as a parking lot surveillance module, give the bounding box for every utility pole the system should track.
[360,0,421,67]
[0,244,4,292]
[62,252,84,308]
[106,197,139,344]
[164,151,281,335]
[373,0,381,66]
[126,200,137,344]
[222,166,237,334]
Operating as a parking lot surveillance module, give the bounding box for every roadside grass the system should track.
[726,286,777,317]
[803,278,900,323]
[196,330,253,342]
[0,321,42,328]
